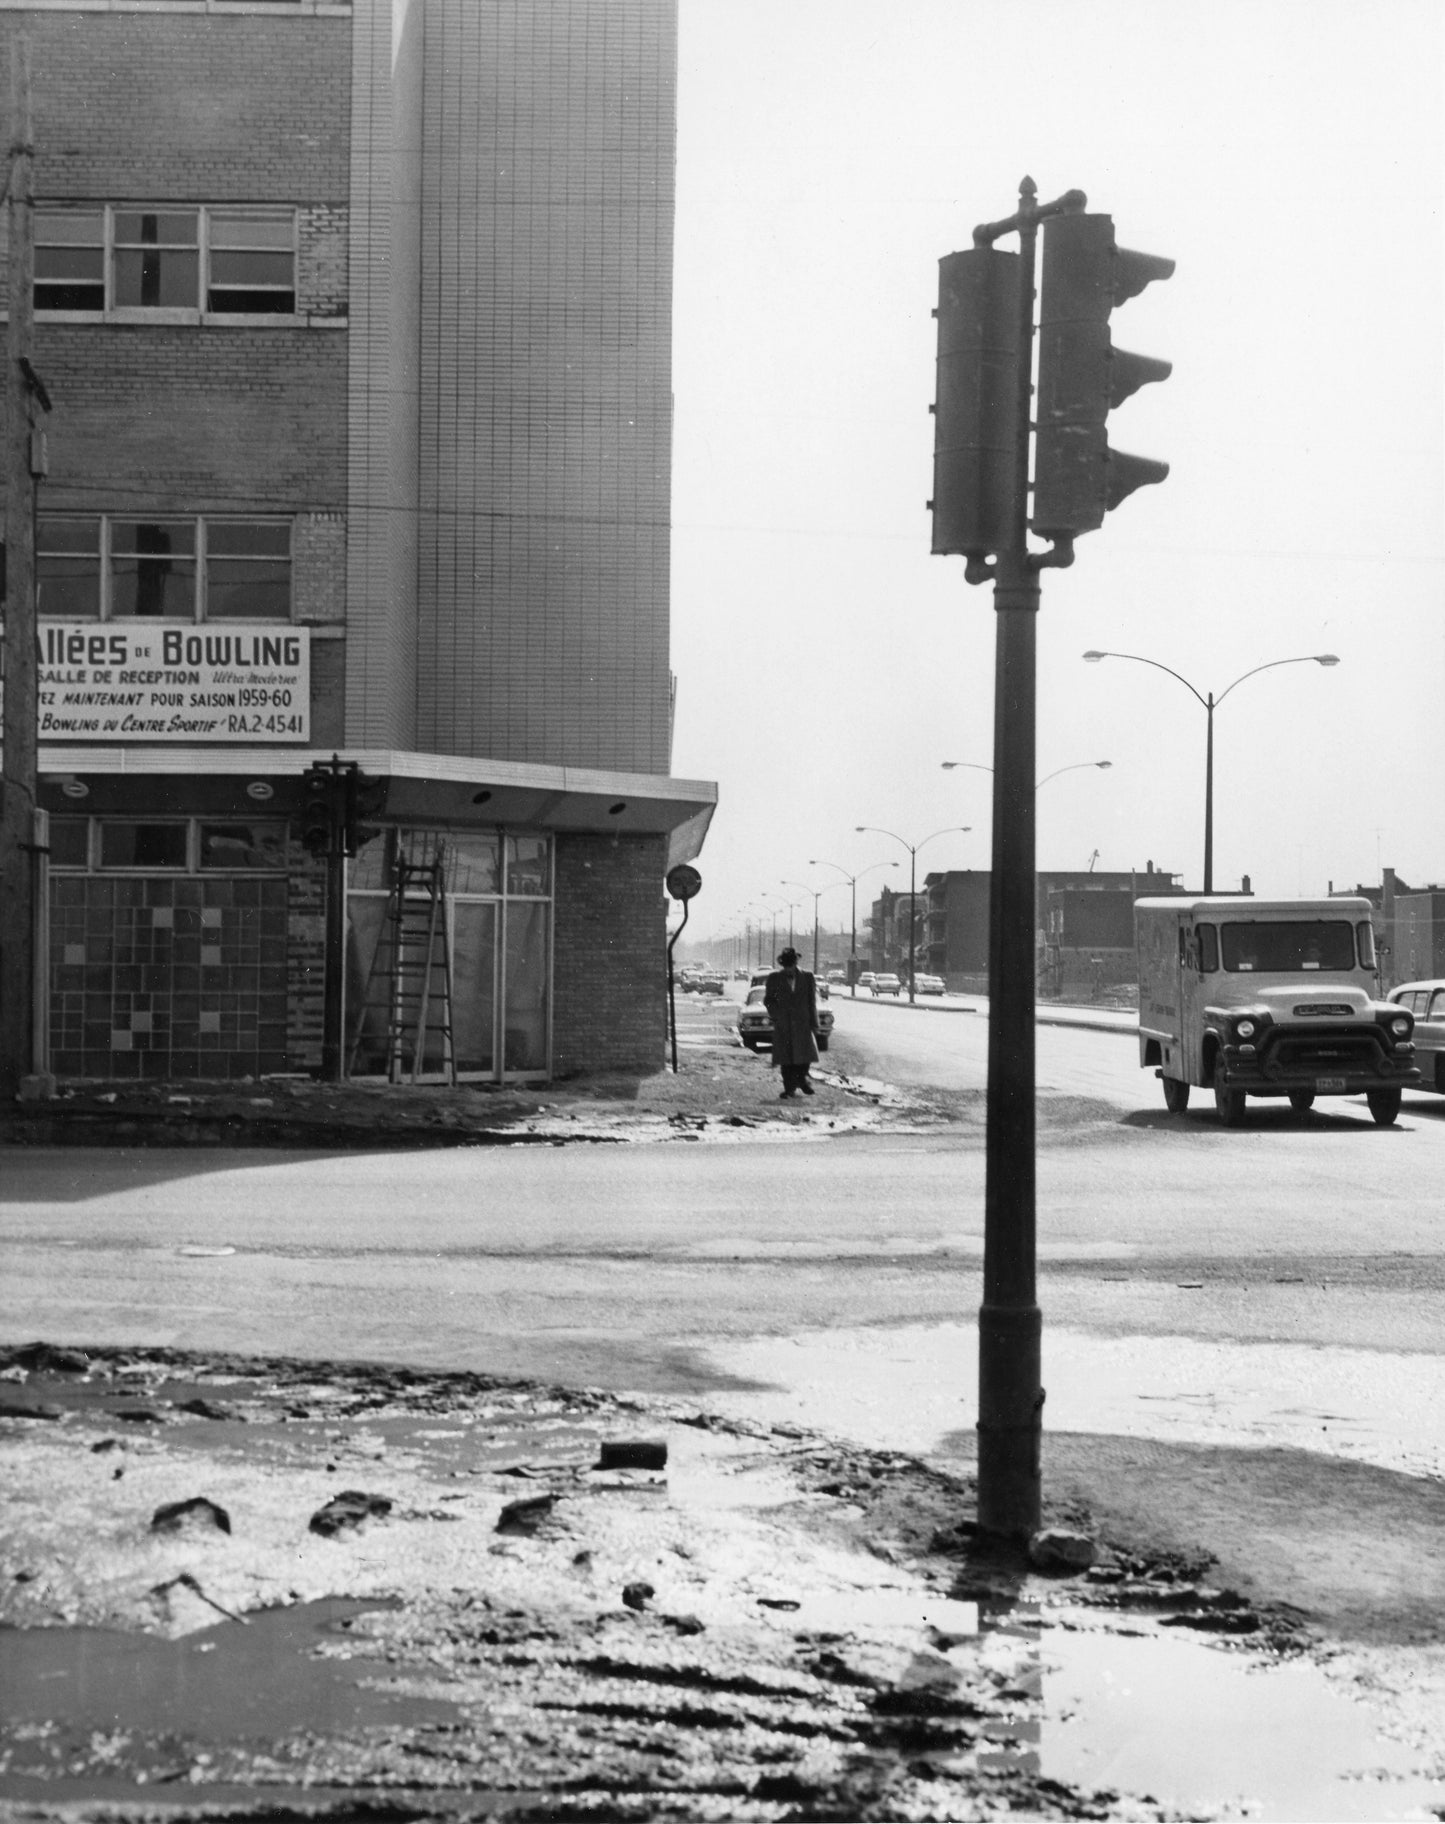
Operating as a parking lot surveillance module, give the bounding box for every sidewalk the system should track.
[0,994,1133,1151]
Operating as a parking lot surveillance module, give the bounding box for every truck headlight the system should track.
[1234,1018,1257,1040]
[1390,1015,1412,1036]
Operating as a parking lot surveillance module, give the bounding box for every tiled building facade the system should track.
[5,0,712,1083]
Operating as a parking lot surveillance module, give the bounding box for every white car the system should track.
[1389,980,1445,1093]
[870,973,903,996]
[913,974,946,996]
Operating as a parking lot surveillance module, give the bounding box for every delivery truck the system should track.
[1135,896,1419,1126]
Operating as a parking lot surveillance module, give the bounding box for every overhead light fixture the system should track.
[472,789,492,805]
[608,801,627,816]
[60,778,89,800]
[245,781,275,801]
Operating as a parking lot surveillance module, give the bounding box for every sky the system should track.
[666,0,1445,952]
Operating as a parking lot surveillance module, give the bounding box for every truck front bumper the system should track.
[1219,1028,1420,1094]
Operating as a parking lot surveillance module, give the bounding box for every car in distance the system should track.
[870,973,903,996]
[750,965,827,996]
[826,967,847,985]
[912,973,946,996]
[736,984,834,1053]
[857,971,877,992]
[1389,979,1445,1092]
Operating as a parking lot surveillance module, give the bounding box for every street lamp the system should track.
[854,825,971,1005]
[781,880,827,975]
[942,759,1113,788]
[1082,650,1340,893]
[808,859,900,994]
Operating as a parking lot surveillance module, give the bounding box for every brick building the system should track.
[5,0,713,1083]
[877,864,1182,992]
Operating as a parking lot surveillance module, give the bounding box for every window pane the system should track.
[113,211,198,247]
[209,250,294,288]
[99,822,188,869]
[210,214,294,250]
[199,823,287,870]
[114,247,199,309]
[37,211,105,246]
[1220,921,1355,973]
[111,522,196,618]
[503,901,549,1073]
[1356,922,1376,967]
[207,286,295,315]
[49,819,90,868]
[448,834,501,895]
[505,835,549,896]
[40,515,101,555]
[207,522,290,558]
[205,559,290,619]
[39,517,102,617]
[36,242,104,311]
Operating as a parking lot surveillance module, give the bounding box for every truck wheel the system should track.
[1366,1087,1402,1127]
[1213,1063,1246,1127]
[1162,1077,1190,1113]
[1288,1091,1315,1114]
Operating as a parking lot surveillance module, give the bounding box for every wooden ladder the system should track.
[350,851,457,1084]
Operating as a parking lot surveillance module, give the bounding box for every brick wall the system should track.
[12,10,350,201]
[552,833,666,1076]
[36,329,347,509]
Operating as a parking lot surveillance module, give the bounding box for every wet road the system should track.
[2,1006,1442,1457]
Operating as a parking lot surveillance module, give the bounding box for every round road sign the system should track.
[666,863,702,902]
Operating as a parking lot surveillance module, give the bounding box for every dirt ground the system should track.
[1,1341,1319,1824]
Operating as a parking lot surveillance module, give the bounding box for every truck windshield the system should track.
[1219,921,1356,973]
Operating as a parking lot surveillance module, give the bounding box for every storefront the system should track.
[35,749,716,1085]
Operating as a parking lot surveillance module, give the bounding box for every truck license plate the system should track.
[1314,1077,1346,1092]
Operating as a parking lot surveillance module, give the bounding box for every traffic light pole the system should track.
[935,178,1171,1542]
[973,177,1054,1540]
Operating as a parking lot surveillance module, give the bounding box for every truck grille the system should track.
[1262,1026,1383,1077]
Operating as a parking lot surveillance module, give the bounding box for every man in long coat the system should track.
[763,947,820,1099]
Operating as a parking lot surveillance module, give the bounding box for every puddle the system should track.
[778,1588,979,1638]
[702,1322,1445,1479]
[1038,1612,1444,1821]
[0,1597,459,1740]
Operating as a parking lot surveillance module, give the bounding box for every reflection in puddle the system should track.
[994,1608,1443,1822]
[0,1598,458,1741]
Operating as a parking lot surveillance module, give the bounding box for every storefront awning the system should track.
[37,745,718,868]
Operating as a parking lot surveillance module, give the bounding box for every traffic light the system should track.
[300,763,336,858]
[1032,213,1172,540]
[343,768,386,857]
[930,246,1022,559]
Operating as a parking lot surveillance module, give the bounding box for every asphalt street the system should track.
[3,999,1442,1465]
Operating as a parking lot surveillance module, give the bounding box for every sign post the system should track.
[665,864,702,1075]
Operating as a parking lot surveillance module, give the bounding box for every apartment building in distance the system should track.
[4,0,713,1084]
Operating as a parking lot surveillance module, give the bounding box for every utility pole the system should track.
[0,34,43,1097]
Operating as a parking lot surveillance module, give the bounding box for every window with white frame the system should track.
[38,515,292,621]
[36,206,297,320]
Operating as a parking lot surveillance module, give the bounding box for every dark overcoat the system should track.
[763,967,820,1068]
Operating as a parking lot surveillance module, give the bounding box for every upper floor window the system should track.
[39,515,291,621]
[36,205,296,321]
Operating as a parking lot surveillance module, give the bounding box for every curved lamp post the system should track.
[854,826,971,1004]
[942,758,1113,789]
[808,859,900,994]
[1082,650,1339,893]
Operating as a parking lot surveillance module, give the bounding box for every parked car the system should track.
[826,968,847,985]
[677,968,701,993]
[1389,979,1445,1092]
[735,984,834,1053]
[857,972,877,991]
[913,974,946,996]
[870,973,903,996]
[695,971,725,996]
